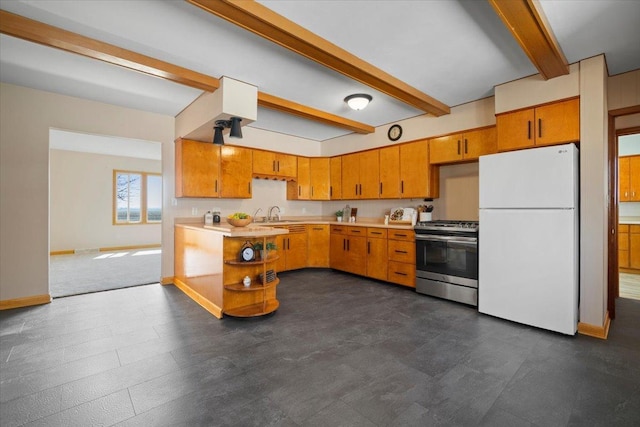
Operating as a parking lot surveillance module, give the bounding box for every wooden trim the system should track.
[488,0,568,80]
[161,277,174,285]
[50,250,74,256]
[578,311,611,339]
[172,278,223,318]
[258,92,374,134]
[0,294,51,310]
[609,105,640,117]
[187,0,450,117]
[0,10,220,92]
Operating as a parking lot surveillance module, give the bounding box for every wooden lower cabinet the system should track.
[619,224,630,268]
[307,225,330,267]
[387,229,416,288]
[330,226,366,276]
[274,225,308,272]
[630,225,640,270]
[366,228,388,281]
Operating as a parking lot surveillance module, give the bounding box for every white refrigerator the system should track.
[478,143,579,335]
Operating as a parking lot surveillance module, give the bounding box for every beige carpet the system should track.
[50,248,161,298]
[620,272,640,301]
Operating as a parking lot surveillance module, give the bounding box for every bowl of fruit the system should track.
[226,212,252,227]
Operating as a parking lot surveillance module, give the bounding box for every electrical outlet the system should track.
[191,207,198,216]
[171,198,178,206]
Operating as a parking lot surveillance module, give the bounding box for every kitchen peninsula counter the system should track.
[174,222,288,319]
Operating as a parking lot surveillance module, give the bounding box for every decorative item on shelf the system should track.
[213,210,221,223]
[389,207,415,224]
[259,269,277,284]
[254,241,277,260]
[335,210,344,222]
[239,240,255,262]
[227,212,252,227]
[350,207,358,223]
[243,275,251,287]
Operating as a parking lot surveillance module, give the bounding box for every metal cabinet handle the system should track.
[273,160,276,172]
[367,241,371,254]
[394,272,408,276]
[215,179,218,193]
[401,181,404,194]
[395,250,408,254]
[528,121,531,139]
[311,186,314,197]
[457,140,460,155]
[248,182,251,194]
[299,185,301,196]
[277,160,280,172]
[330,186,333,197]
[538,118,542,138]
[380,182,382,195]
[464,139,468,154]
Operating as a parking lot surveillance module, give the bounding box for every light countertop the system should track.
[620,216,640,225]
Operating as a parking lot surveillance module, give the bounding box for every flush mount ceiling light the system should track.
[212,116,243,145]
[344,93,372,111]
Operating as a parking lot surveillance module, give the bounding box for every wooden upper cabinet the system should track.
[220,146,252,198]
[497,98,579,152]
[379,146,400,198]
[359,150,380,199]
[342,150,380,200]
[175,138,220,198]
[330,156,342,200]
[309,157,330,200]
[463,127,497,161]
[429,127,496,164]
[401,140,438,199]
[287,157,330,200]
[429,133,463,164]
[252,150,297,180]
[620,155,640,202]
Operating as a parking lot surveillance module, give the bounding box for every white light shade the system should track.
[344,94,372,110]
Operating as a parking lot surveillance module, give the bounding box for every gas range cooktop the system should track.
[414,220,479,233]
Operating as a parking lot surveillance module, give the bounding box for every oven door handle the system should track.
[415,235,477,244]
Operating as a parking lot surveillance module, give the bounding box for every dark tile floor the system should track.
[1,269,639,426]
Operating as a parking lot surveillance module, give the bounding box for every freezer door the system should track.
[478,209,578,335]
[479,143,578,209]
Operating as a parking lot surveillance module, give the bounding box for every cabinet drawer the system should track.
[388,230,415,242]
[388,261,415,287]
[388,240,415,263]
[367,228,387,238]
[347,227,366,236]
[331,226,347,235]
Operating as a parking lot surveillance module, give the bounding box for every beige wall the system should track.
[608,69,640,110]
[579,55,609,327]
[0,83,174,301]
[50,150,161,252]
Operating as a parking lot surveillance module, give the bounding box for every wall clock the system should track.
[388,124,402,141]
[239,241,255,262]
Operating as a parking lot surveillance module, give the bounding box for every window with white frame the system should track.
[114,171,162,224]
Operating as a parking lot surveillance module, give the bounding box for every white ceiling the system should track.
[1,0,639,142]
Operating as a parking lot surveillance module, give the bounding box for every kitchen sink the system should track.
[253,219,305,224]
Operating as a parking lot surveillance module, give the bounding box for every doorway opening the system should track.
[49,129,162,298]
[618,130,640,301]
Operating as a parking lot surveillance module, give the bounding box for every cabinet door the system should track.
[463,127,497,160]
[330,232,346,271]
[308,225,330,267]
[175,139,220,198]
[345,236,367,276]
[274,234,287,273]
[619,227,629,269]
[620,157,631,202]
[367,237,388,281]
[359,150,380,199]
[252,150,276,176]
[297,157,311,200]
[310,157,330,200]
[220,146,252,198]
[400,140,436,198]
[378,146,400,198]
[275,153,297,179]
[630,156,640,201]
[330,156,342,200]
[341,153,360,199]
[286,232,308,271]
[497,108,535,152]
[630,230,640,269]
[534,98,580,147]
[429,134,463,164]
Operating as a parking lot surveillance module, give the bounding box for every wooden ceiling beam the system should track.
[258,92,375,134]
[186,0,450,117]
[0,9,375,135]
[0,10,220,92]
[489,0,569,80]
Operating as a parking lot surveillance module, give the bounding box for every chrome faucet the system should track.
[252,208,262,222]
[267,206,281,222]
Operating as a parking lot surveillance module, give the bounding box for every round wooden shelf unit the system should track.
[224,255,280,266]
[224,277,279,292]
[224,300,280,317]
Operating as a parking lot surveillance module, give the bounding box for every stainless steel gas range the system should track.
[414,220,479,306]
